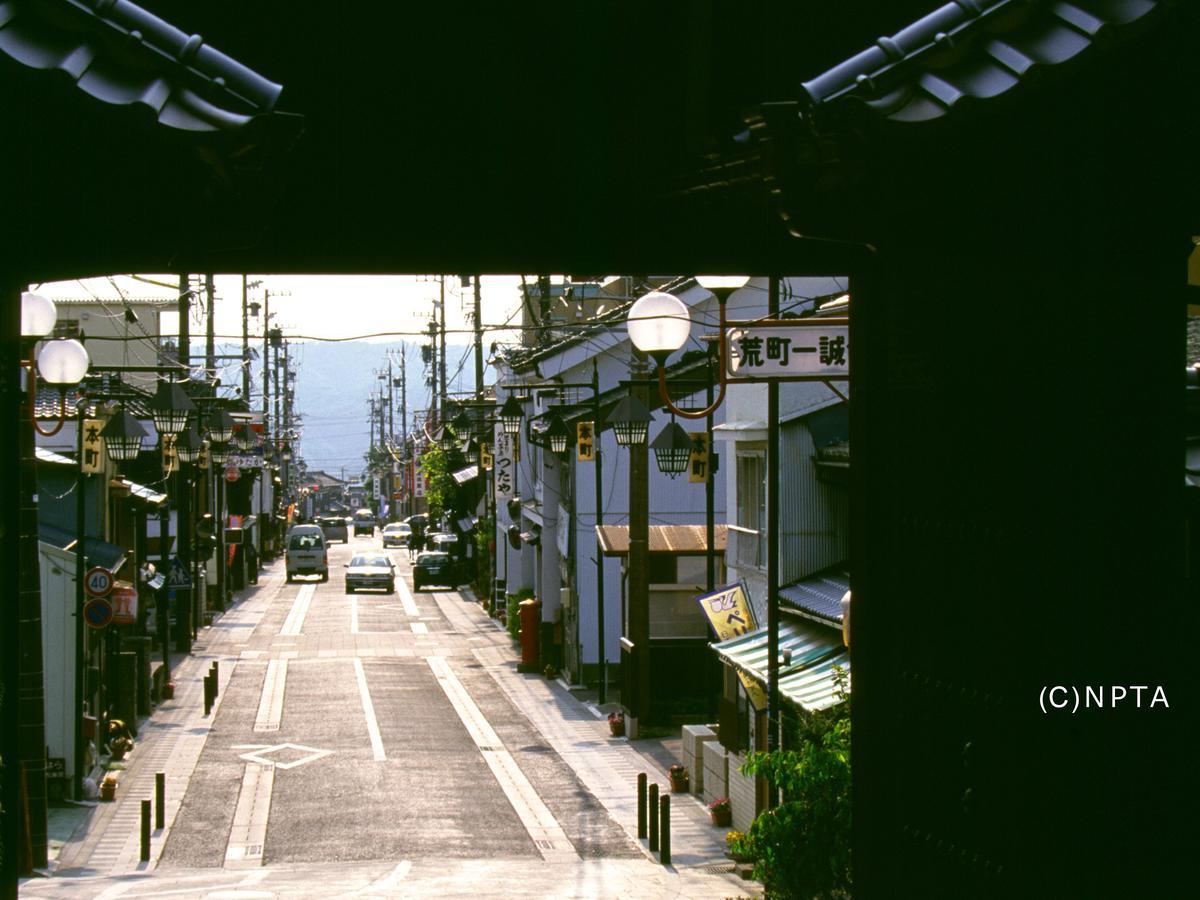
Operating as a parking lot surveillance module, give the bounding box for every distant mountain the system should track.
[207,338,487,480]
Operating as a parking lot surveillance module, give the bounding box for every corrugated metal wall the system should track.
[780,418,849,584]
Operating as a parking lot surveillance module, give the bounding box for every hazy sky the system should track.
[32,273,530,346]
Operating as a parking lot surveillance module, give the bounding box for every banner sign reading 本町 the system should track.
[696,581,767,710]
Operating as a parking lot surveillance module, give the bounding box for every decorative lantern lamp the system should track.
[608,393,652,447]
[148,380,195,436]
[650,421,694,477]
[99,406,148,461]
[499,395,524,435]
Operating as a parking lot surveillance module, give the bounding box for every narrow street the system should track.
[25,534,757,898]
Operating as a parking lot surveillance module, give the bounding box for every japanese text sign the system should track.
[480,442,493,471]
[110,584,138,625]
[82,419,104,474]
[688,432,709,483]
[494,427,515,500]
[696,581,767,710]
[161,433,178,475]
[576,421,594,462]
[725,320,849,381]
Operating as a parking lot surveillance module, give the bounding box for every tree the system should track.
[738,668,851,899]
[418,446,456,526]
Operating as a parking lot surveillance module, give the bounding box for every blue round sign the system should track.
[84,597,113,630]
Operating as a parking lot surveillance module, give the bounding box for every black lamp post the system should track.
[208,438,232,609]
[175,426,203,646]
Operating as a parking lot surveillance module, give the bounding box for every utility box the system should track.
[517,597,541,672]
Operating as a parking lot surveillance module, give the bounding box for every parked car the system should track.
[344,553,396,594]
[412,551,456,591]
[381,522,411,548]
[352,508,377,536]
[285,525,329,583]
[317,515,349,543]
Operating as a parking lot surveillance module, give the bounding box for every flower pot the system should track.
[669,773,690,793]
[100,780,117,802]
[710,807,732,827]
[164,682,175,700]
[608,719,625,737]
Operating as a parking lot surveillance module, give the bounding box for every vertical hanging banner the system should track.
[688,432,709,483]
[82,418,104,473]
[161,433,178,475]
[480,442,493,471]
[494,427,515,501]
[110,583,138,625]
[576,421,594,462]
[696,582,768,710]
[413,449,425,499]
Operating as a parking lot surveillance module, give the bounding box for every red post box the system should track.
[517,598,542,672]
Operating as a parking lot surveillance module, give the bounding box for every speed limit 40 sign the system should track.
[84,566,114,599]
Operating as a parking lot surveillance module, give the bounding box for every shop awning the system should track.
[596,523,727,556]
[122,478,167,506]
[452,464,480,484]
[38,523,129,574]
[711,617,849,712]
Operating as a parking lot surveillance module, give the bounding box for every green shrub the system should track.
[739,667,851,899]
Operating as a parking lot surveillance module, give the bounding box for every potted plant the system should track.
[668,763,690,793]
[100,773,118,802]
[543,663,558,680]
[708,796,732,827]
[607,711,625,737]
[725,829,755,863]
[107,719,134,760]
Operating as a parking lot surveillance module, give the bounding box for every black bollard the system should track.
[637,773,647,839]
[660,795,671,865]
[140,799,151,861]
[648,783,659,852]
[155,772,165,830]
[210,661,219,697]
[203,673,213,716]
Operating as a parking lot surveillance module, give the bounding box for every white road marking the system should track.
[278,584,315,635]
[396,574,420,615]
[254,660,288,732]
[224,763,274,868]
[353,658,387,761]
[410,622,428,634]
[427,656,578,861]
[336,860,413,897]
[235,743,332,769]
[350,594,359,633]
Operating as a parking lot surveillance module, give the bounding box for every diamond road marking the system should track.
[235,742,334,770]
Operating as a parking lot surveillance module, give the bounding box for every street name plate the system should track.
[725,319,849,381]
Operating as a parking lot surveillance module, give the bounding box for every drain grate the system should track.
[693,863,736,874]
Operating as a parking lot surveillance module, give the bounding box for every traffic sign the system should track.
[111,585,138,625]
[725,318,849,381]
[225,466,241,483]
[84,597,113,629]
[166,555,192,590]
[84,566,114,599]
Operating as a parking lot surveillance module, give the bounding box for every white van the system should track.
[285,525,329,583]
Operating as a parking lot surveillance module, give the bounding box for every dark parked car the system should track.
[412,551,456,591]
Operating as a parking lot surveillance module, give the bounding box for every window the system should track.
[735,451,766,568]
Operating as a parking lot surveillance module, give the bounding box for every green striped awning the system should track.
[711,617,850,711]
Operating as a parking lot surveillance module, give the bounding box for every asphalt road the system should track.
[27,533,758,898]
[159,534,640,869]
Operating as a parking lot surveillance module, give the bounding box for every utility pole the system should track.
[427,318,438,426]
[241,276,261,403]
[387,358,395,444]
[473,276,484,400]
[537,274,552,349]
[438,275,447,413]
[399,344,407,446]
[176,274,192,653]
[205,274,215,380]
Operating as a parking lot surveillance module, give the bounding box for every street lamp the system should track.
[546,413,574,456]
[148,381,195,436]
[608,393,652,446]
[499,395,523,435]
[207,408,236,444]
[626,276,750,420]
[650,420,693,477]
[232,423,259,452]
[99,406,148,462]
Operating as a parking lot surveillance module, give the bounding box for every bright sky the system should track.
[32,274,531,345]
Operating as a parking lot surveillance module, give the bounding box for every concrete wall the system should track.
[39,541,77,781]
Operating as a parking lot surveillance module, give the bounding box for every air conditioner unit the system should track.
[560,587,573,610]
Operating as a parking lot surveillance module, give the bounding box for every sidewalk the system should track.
[434,591,740,874]
[43,568,280,876]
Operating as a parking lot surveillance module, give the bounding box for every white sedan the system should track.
[344,553,396,594]
[381,522,411,548]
